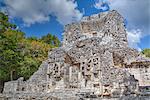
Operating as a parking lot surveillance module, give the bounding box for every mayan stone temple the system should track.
[0,10,150,100]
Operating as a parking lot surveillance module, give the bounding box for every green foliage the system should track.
[18,56,40,80]
[0,30,24,79]
[40,33,61,47]
[0,12,16,32]
[27,36,38,41]
[142,48,150,58]
[0,12,60,83]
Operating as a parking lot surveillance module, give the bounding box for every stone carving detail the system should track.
[1,10,150,99]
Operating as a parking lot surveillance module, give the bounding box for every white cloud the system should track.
[109,0,150,33]
[127,29,142,51]
[3,0,83,26]
[94,0,149,34]
[94,0,109,11]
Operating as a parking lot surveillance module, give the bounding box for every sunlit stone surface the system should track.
[1,10,150,100]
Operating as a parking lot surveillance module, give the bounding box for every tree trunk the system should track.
[10,70,13,81]
[0,80,4,93]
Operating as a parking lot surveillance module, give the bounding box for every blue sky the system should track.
[0,0,150,51]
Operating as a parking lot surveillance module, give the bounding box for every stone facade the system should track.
[1,10,150,100]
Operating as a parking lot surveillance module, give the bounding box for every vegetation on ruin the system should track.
[142,48,150,58]
[0,12,60,91]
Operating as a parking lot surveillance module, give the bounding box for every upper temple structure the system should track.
[1,10,150,100]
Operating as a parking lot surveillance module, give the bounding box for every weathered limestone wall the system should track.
[127,67,150,86]
[124,62,150,86]
[63,10,127,48]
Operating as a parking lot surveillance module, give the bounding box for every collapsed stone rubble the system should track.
[1,10,150,100]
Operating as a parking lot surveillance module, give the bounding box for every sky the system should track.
[0,0,150,51]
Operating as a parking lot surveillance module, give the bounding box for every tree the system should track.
[0,12,16,32]
[0,30,24,80]
[40,33,60,47]
[41,33,53,45]
[53,35,61,47]
[0,11,60,92]
[18,56,40,80]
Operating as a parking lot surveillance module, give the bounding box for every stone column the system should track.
[69,67,72,81]
[78,72,83,88]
